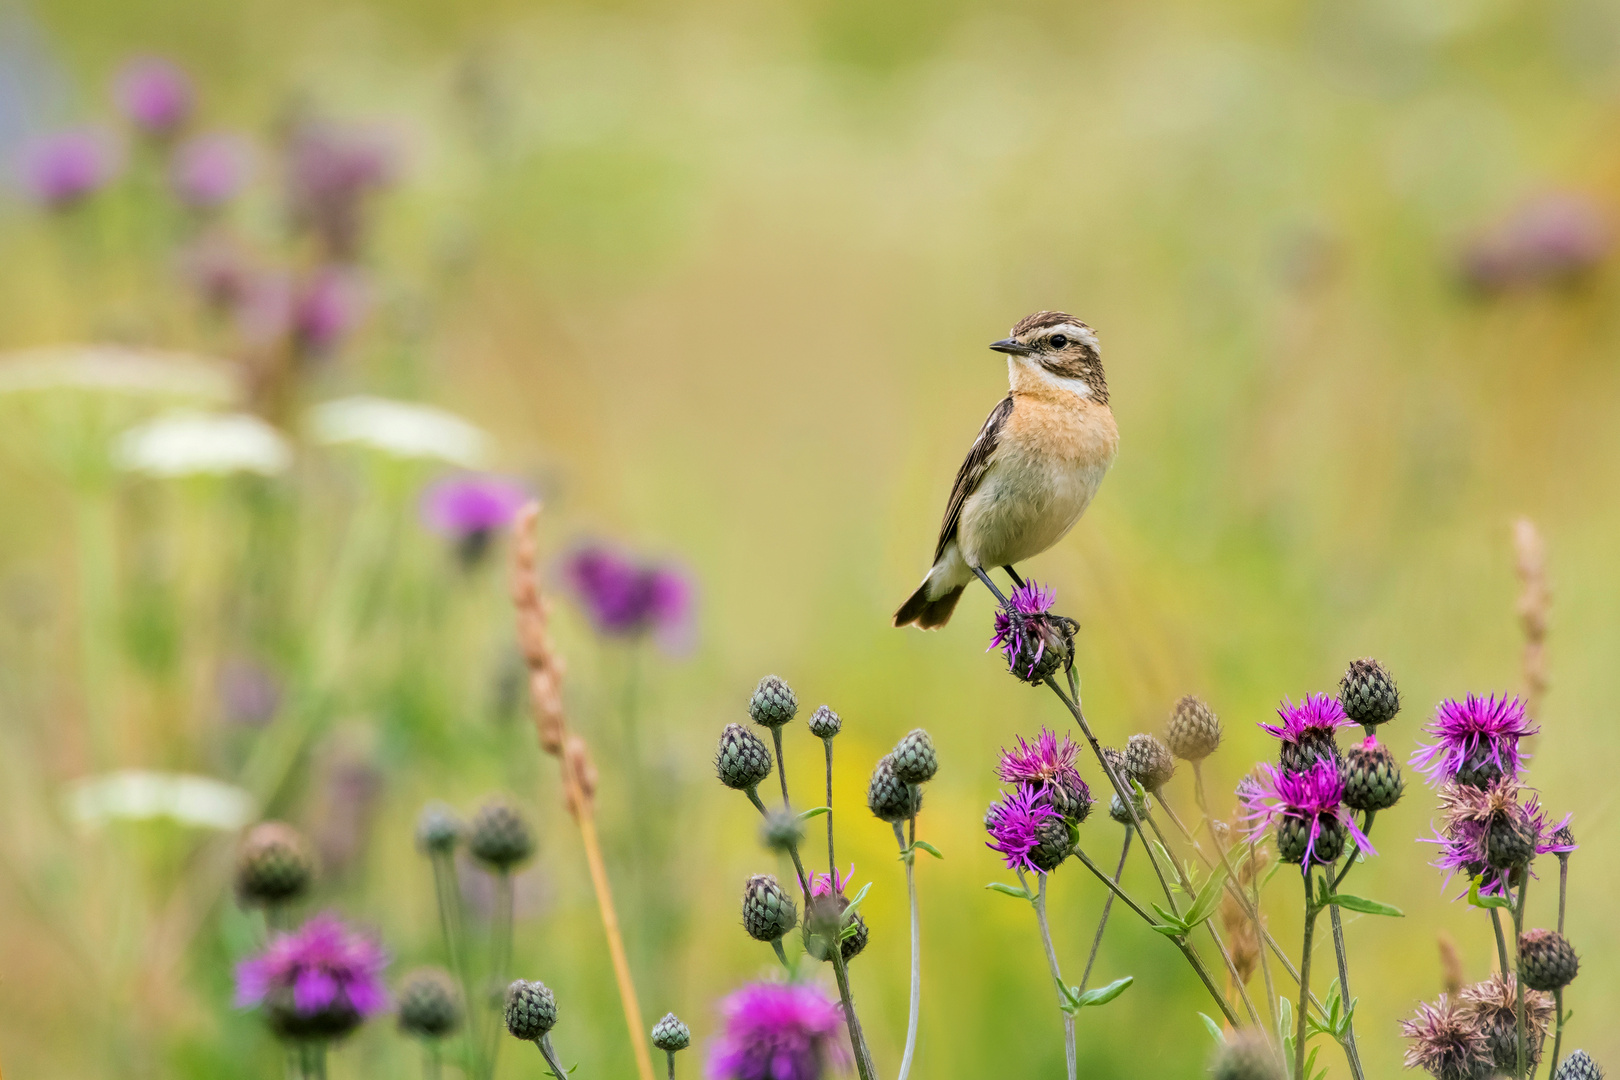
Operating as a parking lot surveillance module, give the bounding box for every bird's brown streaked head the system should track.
[989,310,1107,404]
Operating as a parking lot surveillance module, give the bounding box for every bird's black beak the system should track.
[989,338,1033,356]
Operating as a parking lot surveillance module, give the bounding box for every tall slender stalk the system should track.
[829,945,878,1080]
[824,739,837,877]
[1549,990,1565,1078]
[1295,870,1322,1080]
[485,870,515,1076]
[896,816,922,1080]
[1029,873,1077,1080]
[537,1034,569,1079]
[430,849,480,1079]
[1326,813,1374,1080]
[1513,874,1530,1079]
[1079,828,1131,993]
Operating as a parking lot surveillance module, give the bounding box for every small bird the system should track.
[894,311,1118,629]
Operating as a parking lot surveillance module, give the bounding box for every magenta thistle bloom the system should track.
[1241,760,1373,868]
[984,785,1062,874]
[1411,694,1538,788]
[988,580,1075,683]
[170,132,253,208]
[561,543,695,651]
[1425,778,1572,898]
[293,266,368,356]
[1259,693,1354,742]
[235,913,388,1040]
[421,474,529,538]
[707,981,850,1080]
[286,121,397,260]
[17,129,120,209]
[997,728,1090,821]
[809,864,853,900]
[1459,192,1612,293]
[114,57,193,135]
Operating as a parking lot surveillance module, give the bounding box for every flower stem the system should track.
[1327,813,1374,1080]
[824,738,837,878]
[537,1034,569,1079]
[485,869,515,1076]
[1514,874,1530,1080]
[424,1041,442,1080]
[895,818,921,1080]
[1490,908,1511,987]
[1557,854,1568,935]
[829,943,878,1080]
[1549,990,1565,1077]
[666,1049,678,1080]
[1296,872,1321,1080]
[771,727,792,810]
[1079,828,1131,993]
[1031,874,1077,1080]
[430,850,480,1079]
[772,938,791,970]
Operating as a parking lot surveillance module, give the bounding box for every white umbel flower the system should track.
[67,770,256,830]
[0,345,236,402]
[115,411,292,477]
[307,395,490,466]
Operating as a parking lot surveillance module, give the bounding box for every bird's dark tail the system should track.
[893,582,965,629]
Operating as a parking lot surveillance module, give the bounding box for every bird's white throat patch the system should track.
[1010,357,1093,399]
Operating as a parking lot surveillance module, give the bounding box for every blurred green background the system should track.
[0,0,1617,1076]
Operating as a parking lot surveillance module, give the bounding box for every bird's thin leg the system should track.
[1002,565,1027,589]
[972,566,1009,604]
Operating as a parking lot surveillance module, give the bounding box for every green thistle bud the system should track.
[1343,737,1404,812]
[1554,1050,1603,1080]
[761,809,805,853]
[807,704,842,739]
[415,802,461,856]
[1279,730,1341,776]
[742,874,797,942]
[1339,657,1400,729]
[1125,733,1176,792]
[235,821,314,906]
[803,893,867,963]
[467,798,535,871]
[1108,789,1150,826]
[1029,816,1073,873]
[867,755,922,822]
[1518,929,1579,991]
[397,967,462,1039]
[716,723,774,791]
[1211,1031,1285,1080]
[1486,814,1537,870]
[1165,694,1221,762]
[749,675,797,728]
[504,979,557,1040]
[1276,815,1343,865]
[651,1012,691,1053]
[890,728,938,785]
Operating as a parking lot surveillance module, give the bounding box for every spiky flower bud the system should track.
[415,802,461,855]
[803,893,867,963]
[1211,1031,1285,1080]
[1519,929,1579,991]
[235,821,314,906]
[749,675,797,728]
[504,979,557,1040]
[1125,733,1176,792]
[742,874,797,942]
[1554,1050,1604,1080]
[867,755,923,822]
[891,728,938,785]
[760,809,805,853]
[1030,816,1073,873]
[1279,730,1341,776]
[716,723,774,791]
[1165,695,1221,762]
[651,1012,691,1053]
[1277,814,1344,865]
[1454,744,1506,789]
[1486,814,1537,869]
[397,967,462,1039]
[1340,657,1401,729]
[1108,789,1151,825]
[1343,738,1404,812]
[807,705,842,739]
[467,799,535,871]
[1553,823,1575,853]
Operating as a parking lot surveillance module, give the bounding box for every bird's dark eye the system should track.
[1049,335,1068,349]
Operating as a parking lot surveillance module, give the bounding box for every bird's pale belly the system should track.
[956,452,1108,569]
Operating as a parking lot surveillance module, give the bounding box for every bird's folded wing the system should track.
[934,394,1013,562]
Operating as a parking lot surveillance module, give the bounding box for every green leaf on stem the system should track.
[986,881,1032,900]
[841,881,873,922]
[1148,901,1189,937]
[1199,1013,1225,1045]
[1466,876,1514,910]
[1183,861,1231,928]
[797,806,830,821]
[1150,839,1183,891]
[1326,892,1403,917]
[911,840,944,859]
[1074,976,1133,1008]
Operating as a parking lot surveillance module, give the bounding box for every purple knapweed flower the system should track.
[235,913,388,1040]
[170,132,253,208]
[1411,694,1538,788]
[286,121,397,260]
[561,543,694,652]
[114,57,193,135]
[420,474,530,567]
[1241,760,1374,868]
[292,265,368,356]
[997,728,1090,820]
[809,864,854,900]
[1425,778,1572,898]
[17,129,121,209]
[1259,693,1354,741]
[989,579,1075,682]
[984,785,1062,874]
[1459,192,1612,293]
[707,981,850,1080]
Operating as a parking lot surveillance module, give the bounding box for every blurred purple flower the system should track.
[1460,192,1612,293]
[235,913,387,1038]
[1411,694,1537,788]
[984,785,1061,874]
[293,265,368,356]
[179,230,258,310]
[217,656,281,726]
[1240,760,1373,868]
[707,981,850,1080]
[286,121,396,260]
[421,474,530,567]
[114,57,193,135]
[17,128,120,208]
[561,543,695,651]
[170,132,253,208]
